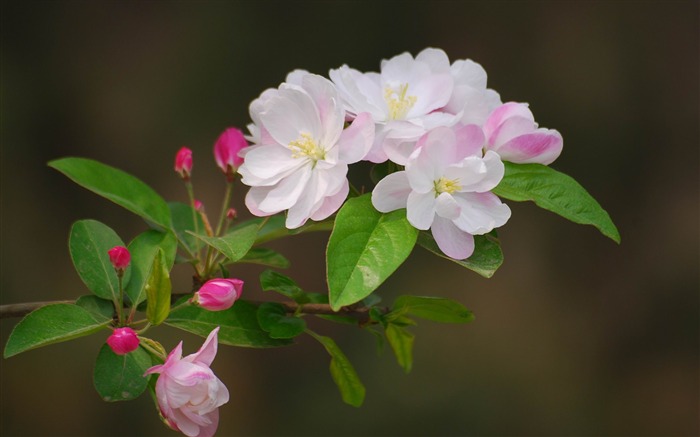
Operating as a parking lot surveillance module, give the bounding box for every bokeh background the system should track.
[1,1,698,436]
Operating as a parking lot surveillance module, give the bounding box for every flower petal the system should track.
[431,217,475,260]
[434,192,461,220]
[300,74,345,147]
[238,144,302,186]
[189,327,219,367]
[495,129,563,165]
[483,102,534,142]
[310,180,350,221]
[337,112,375,163]
[257,165,312,213]
[452,192,511,234]
[406,191,436,230]
[260,87,322,147]
[372,171,411,212]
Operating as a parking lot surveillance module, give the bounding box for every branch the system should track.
[0,301,74,318]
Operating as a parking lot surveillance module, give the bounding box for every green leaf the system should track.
[493,162,621,243]
[125,230,177,307]
[417,231,503,278]
[191,221,258,263]
[392,295,474,324]
[145,248,171,326]
[69,219,128,300]
[327,194,418,311]
[93,344,152,402]
[307,331,366,407]
[166,300,292,348]
[49,157,171,229]
[237,248,290,268]
[75,295,115,322]
[168,202,204,256]
[256,303,306,339]
[385,323,414,374]
[4,304,111,358]
[260,270,308,303]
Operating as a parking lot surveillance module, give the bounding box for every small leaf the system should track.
[307,331,366,407]
[327,194,418,310]
[417,231,503,278]
[75,295,115,322]
[385,323,414,374]
[49,157,171,229]
[125,230,177,307]
[69,220,128,300]
[93,344,152,402]
[145,248,171,326]
[191,221,258,263]
[166,300,292,348]
[4,304,111,358]
[237,248,290,268]
[256,303,306,339]
[168,202,204,256]
[260,270,308,303]
[392,296,475,324]
[493,162,621,243]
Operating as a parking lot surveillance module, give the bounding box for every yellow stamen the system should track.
[384,83,417,120]
[434,177,461,195]
[289,132,325,162]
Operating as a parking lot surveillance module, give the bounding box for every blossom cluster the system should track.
[239,48,563,259]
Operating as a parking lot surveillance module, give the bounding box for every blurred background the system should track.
[1,1,698,436]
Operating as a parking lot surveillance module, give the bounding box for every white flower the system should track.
[371,126,511,260]
[239,72,374,229]
[329,48,458,163]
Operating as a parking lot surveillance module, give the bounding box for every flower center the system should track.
[384,83,417,120]
[434,177,461,195]
[289,132,325,162]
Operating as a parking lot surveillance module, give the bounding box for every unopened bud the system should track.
[107,327,140,355]
[194,200,204,212]
[174,147,193,180]
[107,246,130,274]
[213,128,247,180]
[226,208,237,221]
[191,278,243,311]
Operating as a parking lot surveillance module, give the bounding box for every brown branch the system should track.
[0,301,74,318]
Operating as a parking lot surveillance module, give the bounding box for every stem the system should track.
[117,274,125,326]
[185,181,204,277]
[215,180,234,237]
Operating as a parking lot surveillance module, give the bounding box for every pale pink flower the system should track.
[191,278,243,312]
[107,246,130,272]
[372,126,511,260]
[442,58,502,126]
[213,127,248,179]
[106,327,139,355]
[330,48,459,163]
[483,102,563,165]
[145,328,229,437]
[239,72,374,229]
[174,147,193,180]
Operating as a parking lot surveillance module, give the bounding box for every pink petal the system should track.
[337,112,375,163]
[488,115,536,149]
[371,172,411,213]
[189,327,220,367]
[300,74,345,147]
[483,102,534,142]
[453,124,486,159]
[310,180,349,221]
[496,129,563,165]
[431,217,475,260]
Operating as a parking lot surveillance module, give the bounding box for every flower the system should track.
[213,127,248,179]
[329,47,459,163]
[239,72,374,229]
[174,147,193,180]
[106,327,139,355]
[483,102,563,165]
[107,246,130,272]
[443,58,502,126]
[372,126,511,260]
[144,328,229,437]
[191,278,243,311]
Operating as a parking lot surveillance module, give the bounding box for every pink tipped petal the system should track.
[383,137,419,166]
[310,180,349,221]
[453,192,512,234]
[407,74,453,117]
[496,129,563,165]
[431,217,475,260]
[488,115,536,149]
[337,112,375,163]
[190,327,220,367]
[245,186,275,217]
[434,192,461,220]
[406,191,436,230]
[483,102,534,141]
[371,172,411,212]
[257,166,312,212]
[300,74,344,147]
[453,124,486,159]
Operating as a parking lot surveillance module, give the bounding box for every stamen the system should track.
[289,132,325,162]
[384,83,417,120]
[434,177,461,195]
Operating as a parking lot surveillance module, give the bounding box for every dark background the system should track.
[1,1,698,436]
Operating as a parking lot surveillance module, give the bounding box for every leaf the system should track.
[168,202,204,256]
[392,295,474,324]
[69,220,128,300]
[191,221,258,263]
[166,300,292,348]
[385,323,414,374]
[49,157,171,229]
[93,344,152,402]
[75,295,115,322]
[125,230,177,307]
[237,248,290,268]
[253,215,334,245]
[4,304,111,358]
[493,162,621,243]
[259,270,308,303]
[327,194,418,311]
[145,248,171,326]
[417,231,503,278]
[307,331,366,407]
[256,303,306,339]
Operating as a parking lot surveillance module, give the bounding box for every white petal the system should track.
[371,171,411,212]
[310,180,349,221]
[238,145,303,186]
[434,192,461,220]
[285,171,320,229]
[261,88,322,147]
[337,112,375,163]
[406,73,453,118]
[416,48,451,74]
[301,74,345,147]
[406,191,436,230]
[244,186,274,217]
[452,192,511,234]
[431,217,475,260]
[258,166,312,212]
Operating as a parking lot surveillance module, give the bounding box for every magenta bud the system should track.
[107,246,130,272]
[107,327,140,355]
[194,200,204,212]
[174,147,193,180]
[192,278,243,311]
[226,208,237,221]
[213,128,247,179]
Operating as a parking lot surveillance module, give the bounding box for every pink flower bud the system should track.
[192,278,243,311]
[107,327,140,355]
[226,208,237,221]
[107,246,130,271]
[194,200,204,212]
[174,147,193,180]
[213,128,247,179]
